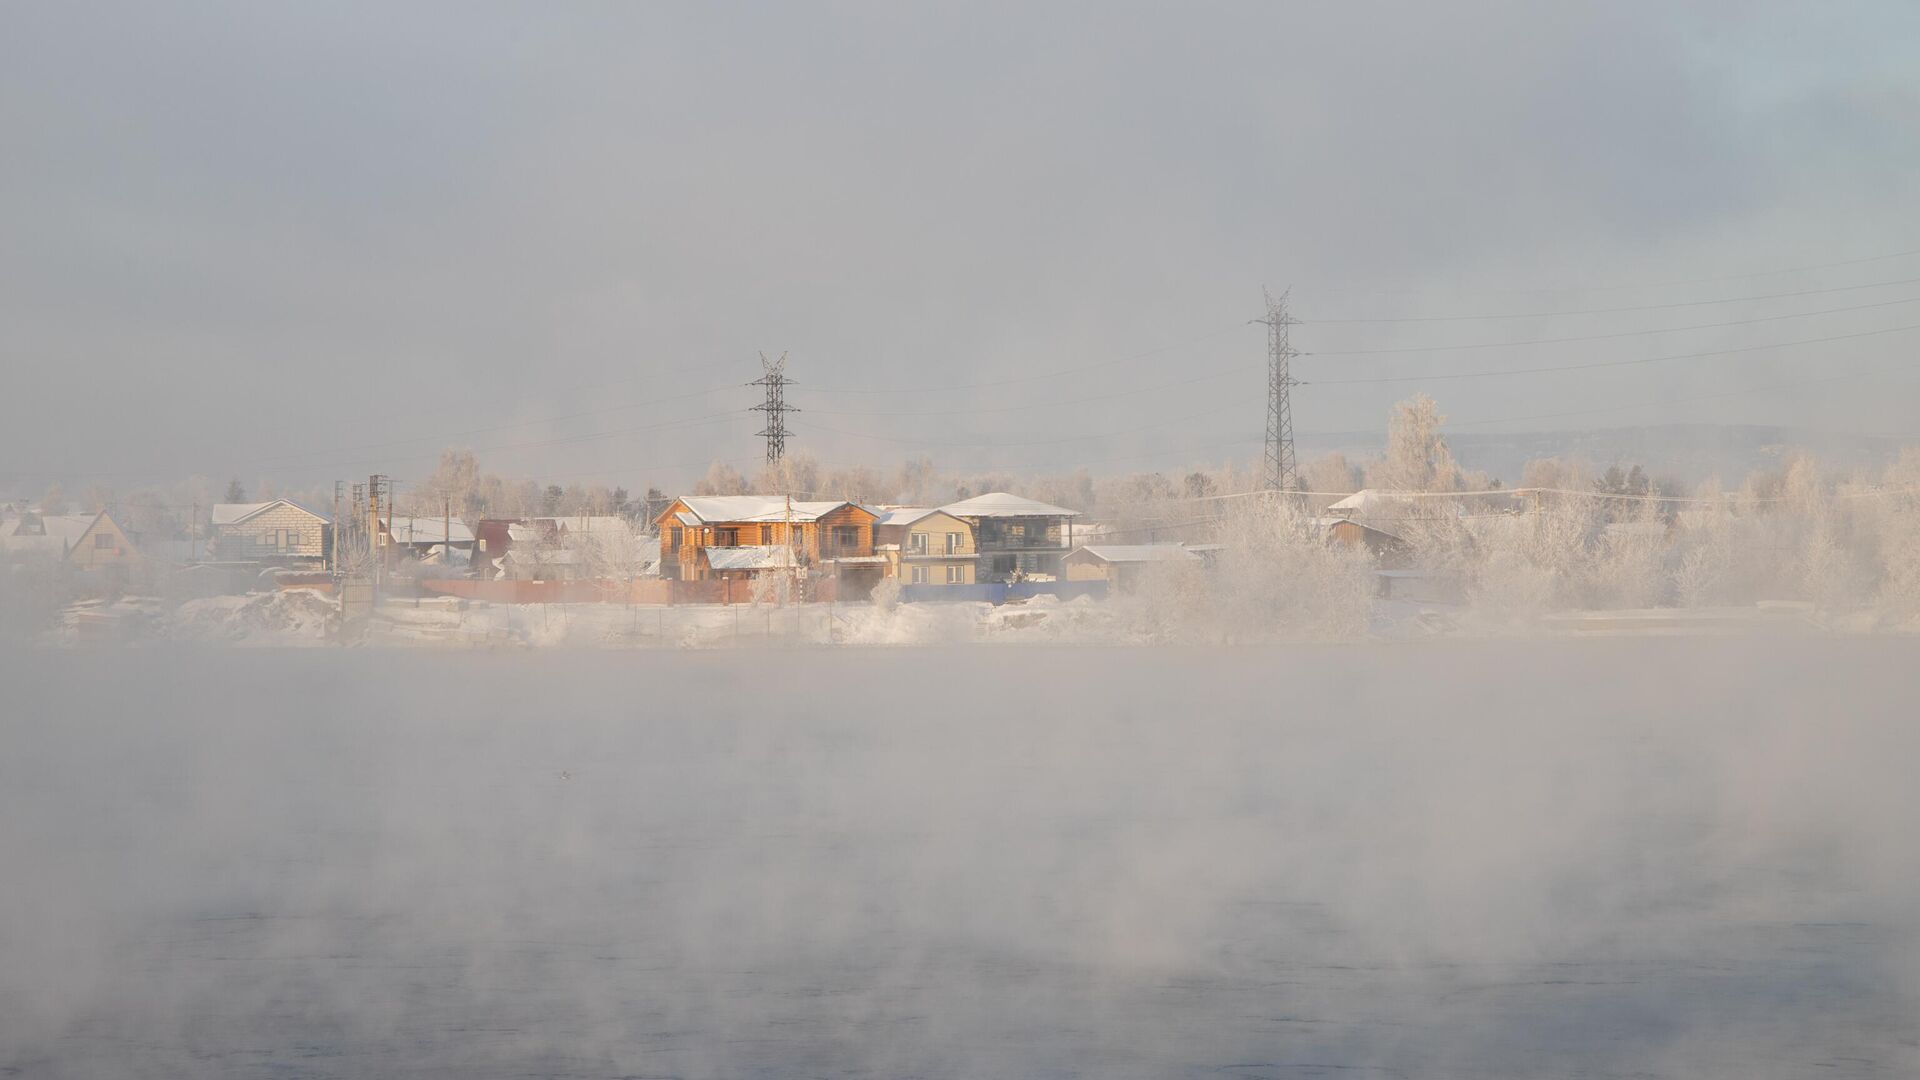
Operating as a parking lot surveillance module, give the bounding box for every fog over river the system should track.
[2,641,1915,1078]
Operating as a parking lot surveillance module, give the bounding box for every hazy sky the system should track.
[3,2,1917,492]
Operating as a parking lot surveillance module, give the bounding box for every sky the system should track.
[3,1,1917,493]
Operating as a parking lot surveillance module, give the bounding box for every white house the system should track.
[210,500,331,565]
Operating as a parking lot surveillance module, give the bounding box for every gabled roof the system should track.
[940,492,1079,519]
[1066,544,1200,565]
[1325,489,1388,514]
[381,516,476,544]
[873,506,940,527]
[39,513,104,550]
[702,545,798,571]
[211,499,328,526]
[671,496,872,525]
[536,515,635,535]
[1312,516,1404,541]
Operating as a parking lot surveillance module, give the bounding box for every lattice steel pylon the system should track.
[750,351,798,464]
[1254,289,1300,493]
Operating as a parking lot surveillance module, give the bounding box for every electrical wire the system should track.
[1305,295,1920,355]
[1307,322,1920,385]
[1303,273,1920,323]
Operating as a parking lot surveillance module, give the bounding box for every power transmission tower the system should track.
[1255,289,1300,493]
[750,351,797,464]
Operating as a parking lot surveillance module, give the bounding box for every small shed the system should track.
[699,544,799,581]
[1313,516,1411,567]
[1062,544,1201,591]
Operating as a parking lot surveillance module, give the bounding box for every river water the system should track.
[2,640,1914,1078]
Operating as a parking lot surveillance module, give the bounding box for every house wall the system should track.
[1062,558,1112,583]
[809,505,877,563]
[214,504,329,562]
[66,515,141,570]
[966,514,1070,579]
[658,501,878,581]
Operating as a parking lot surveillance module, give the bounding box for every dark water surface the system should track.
[2,641,1915,1078]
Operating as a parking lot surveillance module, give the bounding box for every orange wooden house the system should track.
[655,496,883,591]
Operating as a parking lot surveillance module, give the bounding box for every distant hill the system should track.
[1297,424,1911,487]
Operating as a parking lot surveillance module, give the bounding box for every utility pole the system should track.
[750,351,797,464]
[367,474,388,590]
[1254,289,1301,494]
[332,481,343,575]
[786,492,801,604]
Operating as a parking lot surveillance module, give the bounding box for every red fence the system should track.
[421,578,757,605]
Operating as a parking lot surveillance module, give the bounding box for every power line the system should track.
[1255,289,1300,493]
[800,326,1245,395]
[1294,245,1920,300]
[799,362,1259,418]
[805,401,1245,450]
[1307,322,1920,386]
[1302,273,1920,323]
[1439,367,1881,430]
[273,412,748,477]
[249,382,748,468]
[1305,294,1920,356]
[749,351,797,464]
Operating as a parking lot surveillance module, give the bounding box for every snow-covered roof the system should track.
[673,511,700,528]
[940,492,1080,519]
[506,548,581,565]
[382,516,476,544]
[874,507,941,527]
[538,515,634,535]
[1312,515,1403,537]
[827,554,888,565]
[675,496,867,524]
[211,499,327,526]
[38,514,102,549]
[703,545,797,571]
[1067,544,1200,565]
[1325,490,1386,513]
[1,534,64,557]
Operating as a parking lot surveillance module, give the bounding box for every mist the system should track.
[2,643,1915,1078]
[7,3,1920,1076]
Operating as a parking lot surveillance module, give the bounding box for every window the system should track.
[716,528,739,546]
[670,526,683,548]
[909,532,928,555]
[945,532,960,555]
[94,532,115,549]
[760,525,773,544]
[832,525,860,552]
[946,565,962,584]
[911,566,927,584]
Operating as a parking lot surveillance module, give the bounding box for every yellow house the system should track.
[873,508,977,586]
[4,510,143,579]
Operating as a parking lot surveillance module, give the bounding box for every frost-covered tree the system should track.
[1368,394,1465,493]
[695,461,748,496]
[755,452,820,496]
[417,449,482,518]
